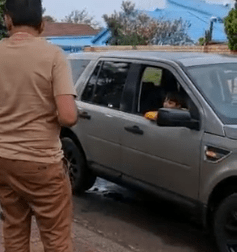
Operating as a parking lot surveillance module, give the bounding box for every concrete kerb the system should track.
[0,217,132,252]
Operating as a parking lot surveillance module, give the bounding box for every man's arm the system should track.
[55,95,78,127]
[52,49,78,127]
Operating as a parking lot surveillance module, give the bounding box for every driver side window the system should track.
[138,67,164,114]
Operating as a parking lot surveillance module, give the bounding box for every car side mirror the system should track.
[157,108,200,130]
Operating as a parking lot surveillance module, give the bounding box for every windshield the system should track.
[187,63,237,124]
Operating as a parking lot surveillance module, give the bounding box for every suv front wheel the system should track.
[61,137,96,194]
[213,193,237,252]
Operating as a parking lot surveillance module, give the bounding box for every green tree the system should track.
[224,8,237,51]
[103,0,192,46]
[0,2,52,38]
[42,7,46,15]
[42,4,57,23]
[43,15,56,23]
[0,0,7,40]
[103,1,148,45]
[62,9,101,29]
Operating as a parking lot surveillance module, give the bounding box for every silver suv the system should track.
[61,51,237,252]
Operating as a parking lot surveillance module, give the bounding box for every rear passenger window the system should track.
[69,59,91,84]
[82,61,131,110]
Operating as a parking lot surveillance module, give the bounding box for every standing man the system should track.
[0,0,77,251]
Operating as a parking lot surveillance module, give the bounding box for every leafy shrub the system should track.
[104,0,193,46]
[224,8,237,51]
[0,0,7,40]
[198,37,205,46]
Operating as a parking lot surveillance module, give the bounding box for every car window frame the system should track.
[81,58,133,111]
[76,56,204,125]
[129,60,203,122]
[69,59,91,85]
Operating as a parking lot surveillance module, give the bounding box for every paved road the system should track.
[73,178,218,252]
[0,217,132,252]
[0,178,218,252]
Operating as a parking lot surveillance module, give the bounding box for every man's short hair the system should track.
[5,0,42,30]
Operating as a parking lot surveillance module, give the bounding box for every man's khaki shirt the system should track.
[0,32,76,163]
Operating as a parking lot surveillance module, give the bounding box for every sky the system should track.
[43,0,235,26]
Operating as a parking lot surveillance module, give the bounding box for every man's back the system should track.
[0,33,75,163]
[0,1,76,251]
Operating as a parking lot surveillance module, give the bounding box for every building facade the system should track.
[146,0,232,42]
[42,21,100,53]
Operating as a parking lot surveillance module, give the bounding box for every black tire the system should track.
[61,137,96,194]
[213,193,237,252]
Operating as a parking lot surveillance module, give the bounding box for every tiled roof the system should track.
[42,21,99,37]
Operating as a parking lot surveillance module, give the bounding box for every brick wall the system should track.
[84,44,237,55]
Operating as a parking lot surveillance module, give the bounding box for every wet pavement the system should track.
[73,178,218,252]
[0,216,132,252]
[0,178,218,252]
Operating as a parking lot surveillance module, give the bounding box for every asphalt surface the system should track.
[0,217,132,252]
[72,178,217,252]
[0,178,218,252]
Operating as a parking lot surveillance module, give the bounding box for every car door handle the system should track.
[124,126,144,135]
[78,111,91,120]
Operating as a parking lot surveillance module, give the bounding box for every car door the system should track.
[120,62,204,200]
[74,60,131,171]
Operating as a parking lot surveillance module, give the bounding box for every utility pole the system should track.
[208,17,223,42]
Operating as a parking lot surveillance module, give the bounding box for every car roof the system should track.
[67,51,237,67]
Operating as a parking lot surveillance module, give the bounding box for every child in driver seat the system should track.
[144,91,185,121]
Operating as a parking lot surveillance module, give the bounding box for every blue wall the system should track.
[46,35,96,53]
[146,0,232,42]
[47,0,232,51]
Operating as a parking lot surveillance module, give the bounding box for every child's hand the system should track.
[144,111,158,121]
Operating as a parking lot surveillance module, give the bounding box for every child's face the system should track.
[163,98,181,109]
